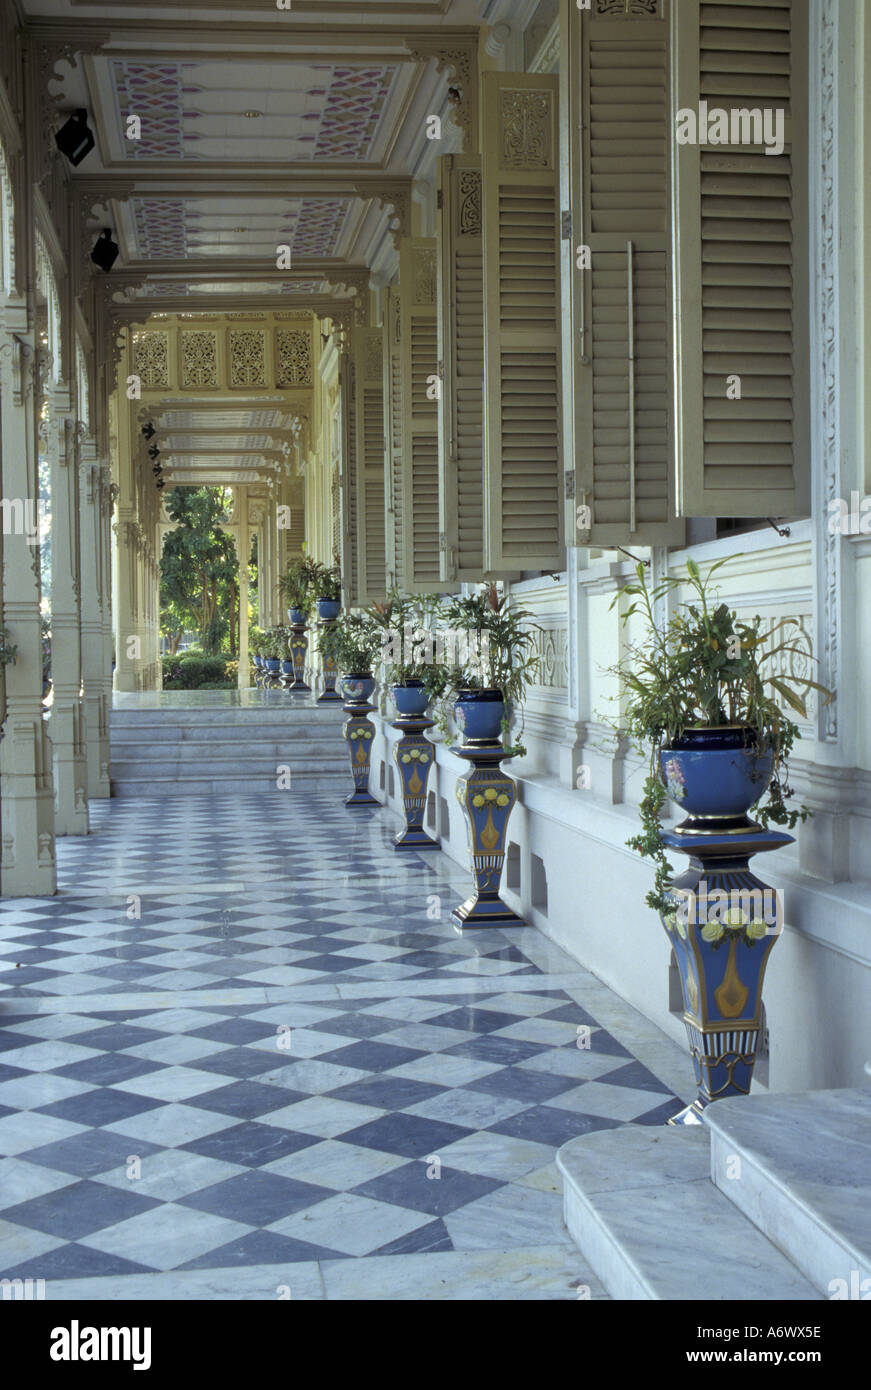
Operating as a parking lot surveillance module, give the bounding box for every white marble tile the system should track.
[263,1140,406,1190]
[41,1264,325,1300]
[81,1204,253,1272]
[319,1245,605,1300]
[269,1192,429,1256]
[445,1184,572,1252]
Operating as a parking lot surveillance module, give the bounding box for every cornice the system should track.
[24,19,480,56]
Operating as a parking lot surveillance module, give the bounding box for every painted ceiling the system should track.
[108,60,402,164]
[122,195,353,261]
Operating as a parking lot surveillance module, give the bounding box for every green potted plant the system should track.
[312,560,342,621]
[610,557,831,913]
[318,611,381,705]
[427,584,540,755]
[277,552,320,624]
[368,588,443,718]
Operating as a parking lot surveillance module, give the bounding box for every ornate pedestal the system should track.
[342,691,377,808]
[317,619,342,703]
[452,744,523,928]
[288,622,311,693]
[660,825,793,1125]
[391,714,439,850]
[262,661,282,690]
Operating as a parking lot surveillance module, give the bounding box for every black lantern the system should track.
[141,423,156,440]
[90,229,119,272]
[148,445,160,459]
[55,110,95,167]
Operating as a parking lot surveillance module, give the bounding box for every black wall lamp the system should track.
[55,110,95,166]
[90,228,119,272]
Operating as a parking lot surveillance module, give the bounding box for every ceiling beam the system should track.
[28,19,476,55]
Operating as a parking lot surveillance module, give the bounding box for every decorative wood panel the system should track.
[437,153,485,582]
[574,0,685,546]
[672,0,810,516]
[399,238,451,591]
[383,286,404,589]
[355,327,387,605]
[482,72,564,573]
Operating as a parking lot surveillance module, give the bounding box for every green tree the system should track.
[160,487,239,656]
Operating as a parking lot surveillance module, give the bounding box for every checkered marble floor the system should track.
[0,793,690,1300]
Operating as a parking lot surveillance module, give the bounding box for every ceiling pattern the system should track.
[111,60,400,163]
[128,196,349,260]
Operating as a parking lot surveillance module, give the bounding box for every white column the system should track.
[0,333,56,894]
[237,488,249,689]
[79,435,110,797]
[45,387,88,835]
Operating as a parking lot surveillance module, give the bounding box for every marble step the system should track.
[111,772,352,797]
[111,724,346,744]
[556,1125,821,1301]
[110,739,348,761]
[111,757,348,780]
[110,710,345,731]
[706,1089,871,1298]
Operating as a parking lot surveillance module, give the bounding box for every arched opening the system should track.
[159,485,241,690]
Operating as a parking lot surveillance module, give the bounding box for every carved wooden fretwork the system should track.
[406,39,479,152]
[132,331,169,390]
[373,182,413,250]
[500,88,554,170]
[276,329,312,387]
[457,170,482,236]
[229,330,266,387]
[595,0,661,16]
[180,331,218,388]
[413,246,436,306]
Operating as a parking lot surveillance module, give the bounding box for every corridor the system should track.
[0,771,690,1299]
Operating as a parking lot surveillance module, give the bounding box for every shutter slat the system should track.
[674,0,809,516]
[483,71,563,571]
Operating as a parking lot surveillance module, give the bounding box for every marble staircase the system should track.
[110,694,349,797]
[557,1088,871,1300]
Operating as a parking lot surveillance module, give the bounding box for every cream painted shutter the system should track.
[338,351,359,605]
[383,287,404,590]
[354,327,387,604]
[482,71,563,574]
[673,0,809,516]
[437,154,485,583]
[284,476,305,560]
[573,2,684,548]
[399,237,451,592]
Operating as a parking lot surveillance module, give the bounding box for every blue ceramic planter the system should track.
[661,727,773,834]
[454,689,505,746]
[393,681,430,718]
[265,657,280,673]
[318,599,341,621]
[288,607,306,625]
[342,674,375,705]
[281,659,293,676]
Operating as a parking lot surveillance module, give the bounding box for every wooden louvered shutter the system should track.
[354,327,387,604]
[573,2,684,548]
[673,0,809,516]
[383,287,404,590]
[437,154,485,583]
[284,477,305,561]
[338,351,359,605]
[399,237,451,592]
[482,71,563,573]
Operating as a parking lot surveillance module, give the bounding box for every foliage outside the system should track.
[160,488,241,656]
